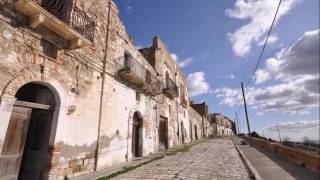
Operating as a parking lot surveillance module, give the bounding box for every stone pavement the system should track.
[113,138,251,180]
[236,137,320,180]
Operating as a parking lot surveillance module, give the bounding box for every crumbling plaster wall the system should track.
[0,0,205,178]
[0,0,107,178]
[189,107,203,140]
[93,0,159,170]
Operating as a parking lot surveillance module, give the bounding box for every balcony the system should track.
[180,95,188,108]
[15,0,95,49]
[118,55,146,86]
[144,70,162,96]
[163,78,179,99]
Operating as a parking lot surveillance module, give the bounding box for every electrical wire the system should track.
[235,0,283,132]
[246,0,282,87]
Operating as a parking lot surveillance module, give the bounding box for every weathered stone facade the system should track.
[209,113,236,136]
[0,0,207,179]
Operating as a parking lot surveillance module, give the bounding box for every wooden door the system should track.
[19,109,52,180]
[159,117,168,150]
[0,106,32,179]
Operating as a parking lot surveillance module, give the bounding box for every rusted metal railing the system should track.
[35,0,95,41]
[165,77,179,97]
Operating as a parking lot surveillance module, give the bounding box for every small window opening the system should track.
[40,39,58,59]
[136,91,141,101]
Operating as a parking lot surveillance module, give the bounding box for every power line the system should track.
[235,0,283,133]
[246,0,282,86]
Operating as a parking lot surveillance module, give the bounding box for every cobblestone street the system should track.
[113,138,251,180]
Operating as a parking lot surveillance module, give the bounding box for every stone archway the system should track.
[0,69,61,180]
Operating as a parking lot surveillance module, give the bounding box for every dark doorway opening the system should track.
[132,112,143,157]
[0,82,58,180]
[181,122,185,144]
[190,122,193,141]
[194,125,198,140]
[159,117,168,150]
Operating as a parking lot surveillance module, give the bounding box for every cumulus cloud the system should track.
[171,53,194,68]
[187,72,210,97]
[226,0,296,56]
[263,120,320,142]
[215,30,320,114]
[257,35,279,46]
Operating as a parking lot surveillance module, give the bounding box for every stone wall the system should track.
[188,107,203,141]
[248,137,320,172]
[0,0,205,179]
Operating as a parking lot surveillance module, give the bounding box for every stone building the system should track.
[188,107,203,141]
[190,102,209,138]
[0,0,205,179]
[209,113,235,136]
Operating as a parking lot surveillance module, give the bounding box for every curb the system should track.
[233,139,263,180]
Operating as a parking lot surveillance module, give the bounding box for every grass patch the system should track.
[98,155,165,180]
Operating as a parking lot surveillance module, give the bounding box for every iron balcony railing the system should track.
[119,55,147,83]
[31,0,95,42]
[164,77,179,98]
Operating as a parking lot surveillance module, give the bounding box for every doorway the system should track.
[194,125,198,140]
[181,122,185,144]
[0,82,59,180]
[159,117,168,150]
[132,112,143,157]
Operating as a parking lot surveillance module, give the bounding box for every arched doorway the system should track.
[132,112,143,157]
[0,82,60,180]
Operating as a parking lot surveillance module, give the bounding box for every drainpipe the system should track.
[94,0,112,171]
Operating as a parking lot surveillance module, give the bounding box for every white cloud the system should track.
[257,35,279,46]
[255,69,270,84]
[171,53,178,62]
[263,120,320,142]
[187,72,210,97]
[170,53,194,68]
[215,30,320,114]
[126,6,133,11]
[226,0,296,56]
[216,75,319,114]
[216,75,236,79]
[178,58,193,68]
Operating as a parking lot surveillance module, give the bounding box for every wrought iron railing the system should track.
[33,0,95,42]
[165,77,179,96]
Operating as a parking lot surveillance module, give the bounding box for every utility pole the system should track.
[234,117,238,135]
[277,125,282,143]
[241,82,251,135]
[235,111,240,134]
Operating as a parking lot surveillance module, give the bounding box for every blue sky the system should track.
[114,0,319,142]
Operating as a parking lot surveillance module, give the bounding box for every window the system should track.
[40,39,58,59]
[136,91,141,101]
